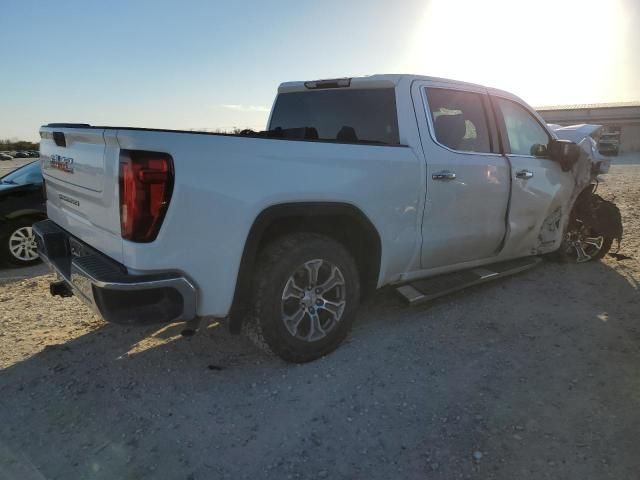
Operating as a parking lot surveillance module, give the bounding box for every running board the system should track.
[396,257,543,305]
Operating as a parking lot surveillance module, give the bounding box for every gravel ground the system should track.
[0,162,639,480]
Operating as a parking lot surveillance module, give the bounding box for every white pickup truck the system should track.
[34,74,621,362]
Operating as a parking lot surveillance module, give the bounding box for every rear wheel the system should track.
[1,217,42,266]
[243,233,360,363]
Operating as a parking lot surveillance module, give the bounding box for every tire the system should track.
[554,191,622,263]
[243,233,360,363]
[0,217,42,267]
[553,214,613,264]
[554,234,613,263]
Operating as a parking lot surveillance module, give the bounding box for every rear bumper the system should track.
[32,219,197,325]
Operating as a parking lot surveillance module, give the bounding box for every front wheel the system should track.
[555,192,621,263]
[558,222,613,263]
[244,233,360,363]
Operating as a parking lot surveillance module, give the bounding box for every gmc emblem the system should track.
[49,154,74,173]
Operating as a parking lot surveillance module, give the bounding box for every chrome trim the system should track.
[432,170,457,181]
[507,153,544,158]
[38,241,197,323]
[515,169,534,179]
[71,262,198,321]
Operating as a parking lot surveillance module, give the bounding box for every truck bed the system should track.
[40,124,424,317]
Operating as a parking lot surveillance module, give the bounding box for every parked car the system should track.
[27,151,40,158]
[34,74,621,362]
[0,153,13,161]
[13,151,29,158]
[598,133,620,156]
[0,161,46,266]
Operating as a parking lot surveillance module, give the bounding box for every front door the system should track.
[413,81,511,269]
[491,95,575,256]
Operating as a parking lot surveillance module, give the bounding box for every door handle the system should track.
[515,169,534,179]
[432,170,457,181]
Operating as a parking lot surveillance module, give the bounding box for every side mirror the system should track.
[530,143,548,157]
[548,139,581,172]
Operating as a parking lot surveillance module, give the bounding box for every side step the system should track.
[396,257,543,305]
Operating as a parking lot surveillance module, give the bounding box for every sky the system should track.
[1,0,639,141]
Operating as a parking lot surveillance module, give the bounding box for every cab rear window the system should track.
[269,89,400,145]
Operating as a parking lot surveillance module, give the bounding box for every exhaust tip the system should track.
[180,318,203,337]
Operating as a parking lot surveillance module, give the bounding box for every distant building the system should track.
[537,102,640,153]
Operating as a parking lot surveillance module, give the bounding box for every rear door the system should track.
[491,95,574,255]
[40,127,124,262]
[412,81,510,269]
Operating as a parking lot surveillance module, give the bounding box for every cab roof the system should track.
[278,74,523,105]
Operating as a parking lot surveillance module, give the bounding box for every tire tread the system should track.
[243,232,359,363]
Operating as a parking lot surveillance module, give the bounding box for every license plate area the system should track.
[69,237,94,258]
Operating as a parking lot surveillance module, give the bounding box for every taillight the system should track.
[119,150,174,242]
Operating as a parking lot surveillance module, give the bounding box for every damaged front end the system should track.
[549,124,623,261]
[551,124,611,176]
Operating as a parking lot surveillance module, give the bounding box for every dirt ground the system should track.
[1,163,639,480]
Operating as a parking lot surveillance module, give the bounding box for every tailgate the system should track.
[40,126,124,263]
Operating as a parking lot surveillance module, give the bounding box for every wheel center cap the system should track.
[302,290,317,307]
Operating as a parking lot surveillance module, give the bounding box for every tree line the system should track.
[0,139,39,152]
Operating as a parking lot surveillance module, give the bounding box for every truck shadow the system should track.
[1,259,638,479]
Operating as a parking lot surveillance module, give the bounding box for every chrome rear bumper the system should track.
[33,220,197,325]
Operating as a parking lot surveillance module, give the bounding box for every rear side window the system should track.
[269,89,400,145]
[425,88,493,153]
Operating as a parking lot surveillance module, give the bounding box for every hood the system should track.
[548,123,610,174]
[550,124,602,143]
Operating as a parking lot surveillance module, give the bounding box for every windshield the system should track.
[1,160,42,185]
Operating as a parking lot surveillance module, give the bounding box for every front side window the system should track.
[425,88,492,153]
[269,88,400,145]
[496,98,550,156]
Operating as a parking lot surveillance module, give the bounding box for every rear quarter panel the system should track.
[115,130,425,317]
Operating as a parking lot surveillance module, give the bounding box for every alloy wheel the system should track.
[281,259,347,342]
[8,226,39,262]
[564,223,605,263]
